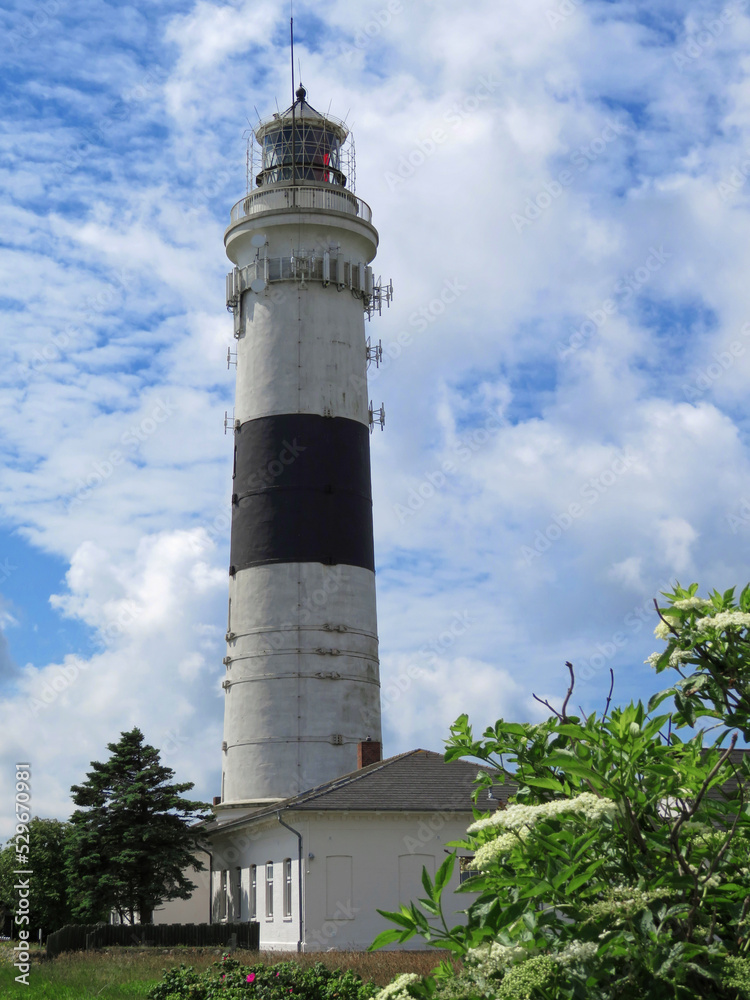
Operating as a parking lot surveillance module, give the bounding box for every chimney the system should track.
[357,739,381,769]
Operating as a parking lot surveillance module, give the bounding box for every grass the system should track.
[0,943,445,998]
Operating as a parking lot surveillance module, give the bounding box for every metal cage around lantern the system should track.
[247,86,356,194]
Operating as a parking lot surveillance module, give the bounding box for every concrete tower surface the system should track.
[219,87,391,809]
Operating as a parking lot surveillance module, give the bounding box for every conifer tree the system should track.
[65,727,211,924]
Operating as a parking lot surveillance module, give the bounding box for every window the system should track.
[250,864,257,920]
[283,858,293,918]
[220,869,228,921]
[459,857,475,885]
[234,867,242,920]
[265,862,274,918]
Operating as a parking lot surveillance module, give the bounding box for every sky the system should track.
[2,0,750,837]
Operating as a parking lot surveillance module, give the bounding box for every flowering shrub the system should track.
[147,956,378,1000]
[371,584,750,999]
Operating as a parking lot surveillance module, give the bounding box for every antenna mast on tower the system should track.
[290,3,296,184]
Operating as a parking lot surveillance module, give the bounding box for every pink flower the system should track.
[276,972,280,977]
[247,973,256,983]
[221,974,226,980]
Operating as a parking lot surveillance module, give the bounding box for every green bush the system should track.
[147,956,378,1000]
[371,583,750,1000]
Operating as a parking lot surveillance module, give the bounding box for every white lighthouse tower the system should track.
[219,86,391,808]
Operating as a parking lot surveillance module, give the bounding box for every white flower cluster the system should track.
[467,941,527,973]
[468,793,616,837]
[646,647,693,667]
[552,940,598,966]
[373,973,420,1000]
[654,619,676,639]
[469,830,527,870]
[669,649,693,667]
[672,597,712,610]
[585,884,670,920]
[695,610,750,633]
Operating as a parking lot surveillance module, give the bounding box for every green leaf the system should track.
[434,853,455,894]
[375,907,418,930]
[566,863,603,894]
[552,864,577,890]
[369,927,412,950]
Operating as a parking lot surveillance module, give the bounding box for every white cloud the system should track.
[0,528,226,838]
[381,654,537,754]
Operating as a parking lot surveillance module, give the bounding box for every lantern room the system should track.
[254,85,351,188]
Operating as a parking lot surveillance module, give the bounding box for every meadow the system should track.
[0,944,443,998]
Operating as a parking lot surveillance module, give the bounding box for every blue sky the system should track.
[2,0,750,834]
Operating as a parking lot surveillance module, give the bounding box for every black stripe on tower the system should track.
[230,414,375,572]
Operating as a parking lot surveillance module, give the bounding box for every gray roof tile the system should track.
[289,749,515,813]
[212,749,516,833]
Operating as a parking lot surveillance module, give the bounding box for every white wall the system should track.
[302,811,472,951]
[211,818,302,951]
[208,810,475,951]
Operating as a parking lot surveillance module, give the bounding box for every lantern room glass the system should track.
[258,121,346,187]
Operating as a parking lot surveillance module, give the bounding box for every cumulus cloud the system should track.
[0,528,226,837]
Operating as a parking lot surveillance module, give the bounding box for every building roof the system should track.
[706,748,748,803]
[292,749,514,813]
[211,749,515,834]
[207,747,749,837]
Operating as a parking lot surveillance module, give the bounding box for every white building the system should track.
[204,748,510,951]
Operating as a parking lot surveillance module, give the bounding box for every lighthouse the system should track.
[219,86,391,807]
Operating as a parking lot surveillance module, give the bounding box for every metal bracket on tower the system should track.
[226,268,241,311]
[227,347,237,369]
[368,400,385,433]
[224,410,239,435]
[366,277,393,320]
[366,337,383,369]
[291,249,310,288]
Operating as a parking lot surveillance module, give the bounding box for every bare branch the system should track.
[602,668,615,723]
[561,662,575,721]
[532,662,577,723]
[532,693,563,720]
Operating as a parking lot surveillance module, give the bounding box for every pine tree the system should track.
[65,728,211,924]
